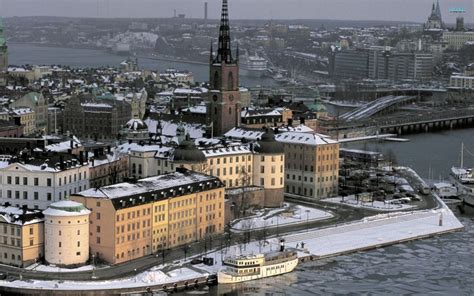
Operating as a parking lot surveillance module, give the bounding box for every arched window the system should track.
[228,72,234,90]
[213,71,219,89]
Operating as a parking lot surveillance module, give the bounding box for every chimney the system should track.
[79,151,84,164]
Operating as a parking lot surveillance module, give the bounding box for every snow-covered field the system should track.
[323,195,416,211]
[231,204,333,232]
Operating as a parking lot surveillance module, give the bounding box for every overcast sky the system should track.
[0,0,472,23]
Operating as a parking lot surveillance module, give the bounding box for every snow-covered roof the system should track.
[275,132,337,146]
[0,206,43,225]
[44,136,82,152]
[182,103,207,114]
[203,145,252,158]
[145,119,205,139]
[76,170,222,200]
[43,200,91,217]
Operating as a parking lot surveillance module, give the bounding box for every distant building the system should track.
[11,92,47,133]
[0,120,23,138]
[330,49,369,80]
[0,18,7,86]
[424,0,445,31]
[9,107,36,136]
[442,31,474,50]
[62,95,131,140]
[71,169,225,264]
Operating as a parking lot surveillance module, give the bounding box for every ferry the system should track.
[218,242,298,284]
[241,55,269,76]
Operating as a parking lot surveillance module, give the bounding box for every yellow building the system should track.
[0,205,44,267]
[71,169,225,265]
[10,107,36,136]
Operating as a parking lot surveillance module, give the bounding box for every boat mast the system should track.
[461,142,464,169]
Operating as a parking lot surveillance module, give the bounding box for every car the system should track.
[190,258,203,265]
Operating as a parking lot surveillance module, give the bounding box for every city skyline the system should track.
[0,0,473,23]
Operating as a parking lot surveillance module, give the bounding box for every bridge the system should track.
[320,108,474,138]
[340,95,418,121]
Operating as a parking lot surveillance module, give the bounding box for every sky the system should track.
[0,0,472,23]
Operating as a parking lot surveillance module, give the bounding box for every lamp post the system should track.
[92,254,96,279]
[306,210,310,232]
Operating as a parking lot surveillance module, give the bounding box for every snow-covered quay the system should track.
[0,199,464,295]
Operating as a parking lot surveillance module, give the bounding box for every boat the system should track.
[241,55,269,76]
[450,143,474,184]
[218,241,298,284]
[433,182,459,199]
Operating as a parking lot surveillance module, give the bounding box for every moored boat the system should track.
[218,241,299,284]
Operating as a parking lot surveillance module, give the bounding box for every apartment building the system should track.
[0,154,90,209]
[0,205,44,267]
[71,169,225,264]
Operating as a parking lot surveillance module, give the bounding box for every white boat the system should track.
[433,182,459,199]
[451,143,474,184]
[241,55,268,76]
[218,243,298,284]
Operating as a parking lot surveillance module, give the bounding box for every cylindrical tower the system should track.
[43,201,91,267]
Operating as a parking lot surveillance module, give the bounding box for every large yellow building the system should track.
[0,205,44,267]
[71,169,225,265]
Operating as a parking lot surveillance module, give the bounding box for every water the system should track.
[7,43,276,87]
[209,210,473,295]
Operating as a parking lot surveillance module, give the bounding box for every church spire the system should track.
[435,0,442,18]
[214,0,234,64]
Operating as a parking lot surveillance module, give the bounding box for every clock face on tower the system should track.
[229,95,234,102]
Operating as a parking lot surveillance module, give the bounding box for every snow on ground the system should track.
[24,264,96,273]
[231,204,333,232]
[323,195,416,212]
[1,265,206,291]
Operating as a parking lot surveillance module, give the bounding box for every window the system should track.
[77,241,80,247]
[76,252,81,256]
[23,177,28,185]
[97,237,101,244]
[97,226,101,233]
[15,177,19,185]
[34,178,38,186]
[260,178,264,186]
[34,192,38,200]
[23,192,27,200]
[15,191,19,199]
[96,213,101,220]
[7,176,11,184]
[47,193,52,201]
[47,178,52,187]
[59,242,62,247]
[260,166,265,173]
[7,190,11,198]
[30,239,33,246]
[29,228,33,235]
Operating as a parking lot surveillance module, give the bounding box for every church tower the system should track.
[207,0,241,137]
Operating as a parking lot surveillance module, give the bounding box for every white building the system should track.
[442,31,474,50]
[0,158,90,210]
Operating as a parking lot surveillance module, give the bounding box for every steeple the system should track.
[435,0,442,18]
[213,0,235,64]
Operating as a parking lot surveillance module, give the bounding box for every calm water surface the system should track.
[8,43,276,87]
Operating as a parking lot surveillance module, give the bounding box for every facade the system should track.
[62,95,131,140]
[275,132,339,199]
[225,128,340,199]
[450,75,474,90]
[0,206,44,267]
[126,130,285,208]
[43,201,90,266]
[71,169,225,264]
[442,31,474,50]
[241,107,293,128]
[11,92,47,132]
[0,155,90,210]
[207,0,241,136]
[0,120,24,138]
[10,108,36,136]
[331,49,369,80]
[89,151,129,189]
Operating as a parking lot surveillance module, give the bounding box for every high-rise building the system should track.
[207,0,241,136]
[0,18,7,86]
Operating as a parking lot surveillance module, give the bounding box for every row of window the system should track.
[3,172,87,186]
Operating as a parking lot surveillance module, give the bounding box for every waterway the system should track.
[8,43,276,88]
